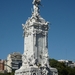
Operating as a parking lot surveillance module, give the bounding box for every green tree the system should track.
[49,59,75,75]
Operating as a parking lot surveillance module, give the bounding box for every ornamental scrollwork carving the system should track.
[41,68,48,75]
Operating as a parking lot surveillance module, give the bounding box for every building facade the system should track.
[5,52,22,73]
[58,59,75,68]
[0,59,5,73]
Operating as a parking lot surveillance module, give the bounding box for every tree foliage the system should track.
[49,59,75,75]
[0,71,14,75]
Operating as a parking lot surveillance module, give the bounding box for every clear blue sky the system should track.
[0,0,75,61]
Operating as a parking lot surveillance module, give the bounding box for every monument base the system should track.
[15,66,41,75]
[15,65,58,75]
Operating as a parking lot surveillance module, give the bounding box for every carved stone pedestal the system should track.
[15,66,55,75]
[15,66,41,75]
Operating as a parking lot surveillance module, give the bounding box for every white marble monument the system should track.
[15,0,58,75]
